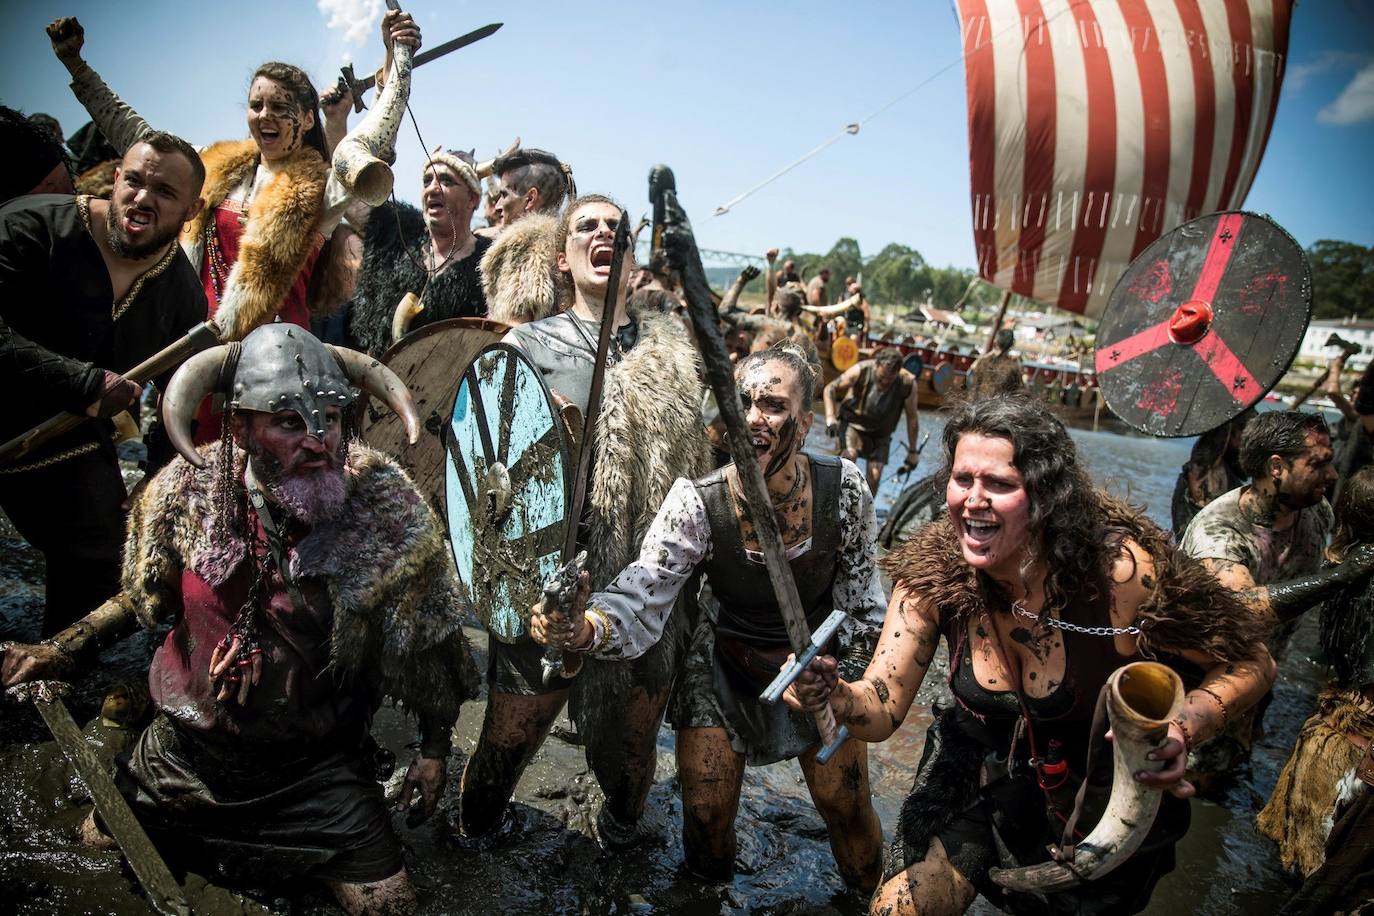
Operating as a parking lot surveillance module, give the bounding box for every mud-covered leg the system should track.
[799,737,882,893]
[585,685,671,829]
[676,726,746,881]
[869,835,977,916]
[865,461,884,497]
[458,688,568,837]
[328,868,416,915]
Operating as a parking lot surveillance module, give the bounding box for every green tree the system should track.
[867,243,929,305]
[1308,240,1374,320]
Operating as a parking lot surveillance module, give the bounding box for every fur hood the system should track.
[182,139,330,340]
[881,494,1268,663]
[347,200,491,357]
[571,304,711,729]
[479,213,561,325]
[122,440,479,723]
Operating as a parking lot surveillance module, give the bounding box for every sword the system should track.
[11,680,190,916]
[659,179,849,766]
[539,211,633,685]
[339,22,503,113]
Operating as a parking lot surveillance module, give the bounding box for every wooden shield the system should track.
[1095,211,1311,437]
[359,318,507,510]
[831,336,859,371]
[444,344,571,643]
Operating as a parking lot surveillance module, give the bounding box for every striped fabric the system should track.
[956,0,1294,317]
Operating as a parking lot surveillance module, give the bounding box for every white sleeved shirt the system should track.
[585,458,886,660]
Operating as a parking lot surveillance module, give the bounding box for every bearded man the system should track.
[346,149,492,357]
[0,132,207,635]
[1182,410,1374,783]
[1,323,478,914]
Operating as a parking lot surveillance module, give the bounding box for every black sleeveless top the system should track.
[695,454,842,647]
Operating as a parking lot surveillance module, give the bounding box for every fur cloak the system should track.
[122,440,480,728]
[1257,688,1374,877]
[182,140,330,341]
[346,200,492,357]
[479,213,562,325]
[570,304,711,735]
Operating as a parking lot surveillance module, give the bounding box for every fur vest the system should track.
[347,200,491,357]
[479,213,562,325]
[122,441,480,726]
[182,140,329,340]
[881,495,1267,665]
[570,305,711,733]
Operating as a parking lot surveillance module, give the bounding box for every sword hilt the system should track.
[339,65,368,113]
[539,551,588,685]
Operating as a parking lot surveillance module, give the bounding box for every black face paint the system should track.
[765,415,798,479]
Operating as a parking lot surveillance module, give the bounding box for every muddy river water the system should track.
[0,412,1322,914]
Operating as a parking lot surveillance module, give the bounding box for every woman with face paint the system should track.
[457,195,711,851]
[530,338,887,891]
[782,394,1277,916]
[49,11,420,344]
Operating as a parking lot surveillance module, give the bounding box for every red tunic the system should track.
[193,199,325,443]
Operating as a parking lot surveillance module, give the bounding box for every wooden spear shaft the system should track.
[663,189,848,759]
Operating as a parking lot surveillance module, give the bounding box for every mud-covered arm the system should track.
[1201,551,1374,623]
[717,265,760,314]
[828,582,941,742]
[1,594,140,688]
[579,477,710,660]
[822,363,862,431]
[801,294,858,318]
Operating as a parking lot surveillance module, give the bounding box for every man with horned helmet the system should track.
[0,323,479,914]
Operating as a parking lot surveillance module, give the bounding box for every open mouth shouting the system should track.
[589,242,615,276]
[122,206,155,238]
[959,516,1000,552]
[424,194,447,219]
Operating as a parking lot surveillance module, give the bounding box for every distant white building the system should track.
[1298,317,1374,370]
[1012,312,1087,343]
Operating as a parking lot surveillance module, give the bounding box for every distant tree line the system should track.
[776,238,1003,312]
[1308,240,1374,321]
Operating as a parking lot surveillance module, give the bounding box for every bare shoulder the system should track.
[1109,536,1157,614]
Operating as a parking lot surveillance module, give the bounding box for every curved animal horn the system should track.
[476,136,520,179]
[989,661,1185,893]
[161,345,231,469]
[328,346,420,445]
[332,43,413,206]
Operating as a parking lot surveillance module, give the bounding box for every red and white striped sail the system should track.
[956,0,1294,318]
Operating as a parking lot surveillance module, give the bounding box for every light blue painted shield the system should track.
[444,344,570,643]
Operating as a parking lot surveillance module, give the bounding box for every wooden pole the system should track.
[983,288,1013,355]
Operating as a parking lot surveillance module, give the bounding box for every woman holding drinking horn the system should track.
[785,394,1276,915]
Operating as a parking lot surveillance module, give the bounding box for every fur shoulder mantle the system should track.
[479,213,561,325]
[181,139,330,340]
[122,441,478,718]
[881,498,1266,663]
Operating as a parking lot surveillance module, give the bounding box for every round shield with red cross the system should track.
[1094,211,1311,437]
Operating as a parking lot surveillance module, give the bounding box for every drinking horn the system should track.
[332,38,413,206]
[161,328,419,469]
[989,661,1185,893]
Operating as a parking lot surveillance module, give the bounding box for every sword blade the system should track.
[33,694,189,916]
[350,22,503,94]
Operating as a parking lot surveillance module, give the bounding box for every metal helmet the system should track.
[162,322,420,468]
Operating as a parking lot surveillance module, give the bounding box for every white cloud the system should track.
[1285,50,1368,91]
[317,0,383,49]
[1318,62,1374,125]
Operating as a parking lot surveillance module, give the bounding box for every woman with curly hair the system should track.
[786,393,1275,915]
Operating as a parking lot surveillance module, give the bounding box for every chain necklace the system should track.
[1011,600,1140,637]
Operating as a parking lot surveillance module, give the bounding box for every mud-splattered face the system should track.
[106,142,199,259]
[557,201,633,304]
[1274,430,1337,510]
[738,359,812,478]
[947,433,1032,576]
[247,77,314,161]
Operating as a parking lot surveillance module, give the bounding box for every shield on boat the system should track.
[831,336,859,371]
[359,317,508,510]
[902,352,925,379]
[444,343,572,642]
[1094,211,1310,438]
[927,361,955,396]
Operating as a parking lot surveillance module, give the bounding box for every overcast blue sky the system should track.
[1,1,1370,271]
